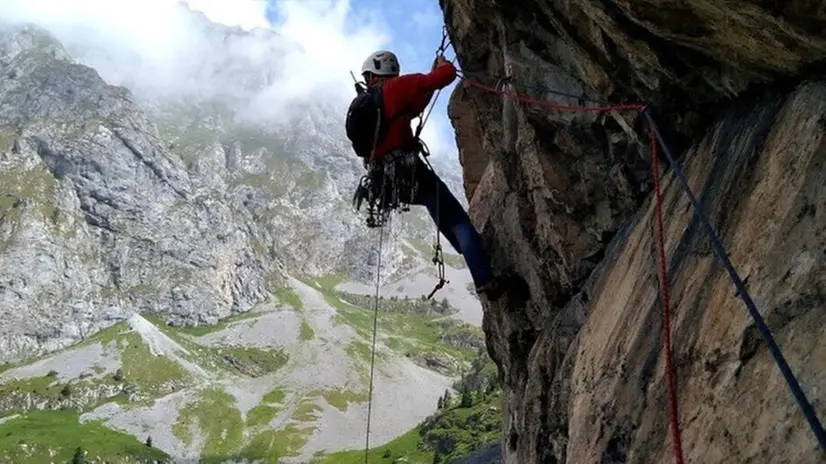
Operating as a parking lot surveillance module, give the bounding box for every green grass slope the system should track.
[0,410,169,464]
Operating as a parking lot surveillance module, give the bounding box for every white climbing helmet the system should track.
[361,50,400,77]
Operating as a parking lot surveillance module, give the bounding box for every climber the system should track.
[346,50,504,301]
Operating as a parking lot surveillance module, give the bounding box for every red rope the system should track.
[649,129,686,464]
[459,73,686,463]
[461,75,646,112]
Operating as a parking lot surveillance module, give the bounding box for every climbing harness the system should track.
[448,62,826,461]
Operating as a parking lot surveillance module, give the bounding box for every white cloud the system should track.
[0,0,390,107]
[0,0,459,165]
[184,0,269,30]
[263,0,391,102]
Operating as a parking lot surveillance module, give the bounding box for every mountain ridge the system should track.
[0,18,479,364]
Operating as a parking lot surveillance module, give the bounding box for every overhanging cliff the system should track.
[440,1,826,462]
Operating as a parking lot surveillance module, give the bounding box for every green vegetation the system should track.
[246,388,286,429]
[215,346,289,378]
[0,373,67,402]
[346,340,374,365]
[338,302,480,367]
[322,388,368,412]
[263,388,287,404]
[0,410,169,464]
[300,319,315,341]
[173,388,244,457]
[313,349,501,463]
[142,315,289,378]
[215,391,320,462]
[233,424,315,462]
[301,274,482,374]
[117,331,193,397]
[338,292,456,317]
[292,399,323,422]
[167,311,262,337]
[0,370,127,417]
[247,404,279,429]
[466,281,479,296]
[0,130,13,152]
[275,286,304,312]
[312,274,344,290]
[312,427,432,464]
[0,164,61,248]
[0,269,490,463]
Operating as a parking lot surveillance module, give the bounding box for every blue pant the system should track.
[404,160,494,288]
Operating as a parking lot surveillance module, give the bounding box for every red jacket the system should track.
[372,61,457,158]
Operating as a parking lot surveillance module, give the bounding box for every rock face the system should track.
[0,24,271,363]
[49,2,469,283]
[442,1,826,463]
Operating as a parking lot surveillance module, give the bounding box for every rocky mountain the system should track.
[0,7,491,463]
[442,0,826,463]
[0,22,274,363]
[0,6,477,365]
[42,1,469,282]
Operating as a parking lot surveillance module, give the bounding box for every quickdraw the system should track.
[425,241,449,299]
[352,174,387,228]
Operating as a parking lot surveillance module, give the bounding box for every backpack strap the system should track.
[366,81,410,167]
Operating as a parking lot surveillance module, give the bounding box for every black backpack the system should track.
[345,83,386,159]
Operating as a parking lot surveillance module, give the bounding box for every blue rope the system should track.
[643,109,826,452]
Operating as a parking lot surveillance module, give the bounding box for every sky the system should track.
[0,0,461,161]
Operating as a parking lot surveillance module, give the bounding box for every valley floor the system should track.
[0,273,483,463]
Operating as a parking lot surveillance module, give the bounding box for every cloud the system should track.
[263,0,391,102]
[185,0,269,30]
[0,0,390,105]
[0,0,459,161]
